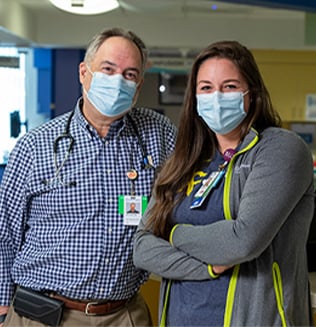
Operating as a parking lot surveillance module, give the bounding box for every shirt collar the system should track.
[74,98,130,139]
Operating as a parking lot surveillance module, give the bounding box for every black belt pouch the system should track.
[13,286,64,327]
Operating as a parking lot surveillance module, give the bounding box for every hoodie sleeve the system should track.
[133,195,213,280]
[170,129,314,266]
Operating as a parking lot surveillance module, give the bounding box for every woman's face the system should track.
[196,57,250,112]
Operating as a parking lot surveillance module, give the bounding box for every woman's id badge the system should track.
[190,148,236,209]
[190,170,225,209]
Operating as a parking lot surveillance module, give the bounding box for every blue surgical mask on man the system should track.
[196,90,249,135]
[85,68,137,117]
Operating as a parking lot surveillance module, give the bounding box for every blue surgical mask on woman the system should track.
[85,69,137,117]
[196,90,249,135]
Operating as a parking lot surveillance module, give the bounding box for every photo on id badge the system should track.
[123,195,142,226]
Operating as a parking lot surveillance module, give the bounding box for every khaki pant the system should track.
[4,293,153,327]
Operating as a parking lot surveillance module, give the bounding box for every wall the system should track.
[137,49,316,127]
[33,10,306,50]
[136,73,183,127]
[253,49,316,121]
[50,52,184,125]
[31,47,316,129]
[25,48,51,131]
[52,49,85,117]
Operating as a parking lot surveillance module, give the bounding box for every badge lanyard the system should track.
[119,165,149,226]
[126,168,138,196]
[190,148,236,209]
[120,168,147,226]
[118,114,153,224]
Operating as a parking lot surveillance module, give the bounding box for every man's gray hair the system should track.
[84,27,148,74]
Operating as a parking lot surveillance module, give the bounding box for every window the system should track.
[0,47,27,164]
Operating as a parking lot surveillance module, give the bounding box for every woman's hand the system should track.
[212,265,233,274]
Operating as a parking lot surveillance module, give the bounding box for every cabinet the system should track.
[140,276,160,326]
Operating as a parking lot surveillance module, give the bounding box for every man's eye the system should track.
[124,72,138,81]
[101,67,114,74]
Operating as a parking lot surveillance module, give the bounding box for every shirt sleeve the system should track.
[0,135,34,305]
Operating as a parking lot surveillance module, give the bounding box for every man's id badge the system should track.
[118,195,148,226]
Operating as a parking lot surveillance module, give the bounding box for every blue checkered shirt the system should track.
[0,101,177,305]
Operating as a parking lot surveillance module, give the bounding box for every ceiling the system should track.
[0,0,314,54]
[11,0,316,14]
[9,0,311,16]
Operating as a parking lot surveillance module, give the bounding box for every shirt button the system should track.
[107,169,111,174]
[105,258,109,264]
[108,227,112,233]
[108,198,113,203]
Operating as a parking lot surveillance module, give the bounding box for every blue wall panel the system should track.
[52,48,85,118]
[34,48,52,115]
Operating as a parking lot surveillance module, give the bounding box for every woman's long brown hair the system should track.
[146,41,281,239]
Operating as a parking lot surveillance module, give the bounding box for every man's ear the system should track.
[79,62,88,83]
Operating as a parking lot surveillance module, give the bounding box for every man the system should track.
[127,202,139,214]
[0,27,177,326]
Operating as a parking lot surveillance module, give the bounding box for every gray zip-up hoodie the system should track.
[134,127,315,326]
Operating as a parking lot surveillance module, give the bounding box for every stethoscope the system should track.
[44,109,154,187]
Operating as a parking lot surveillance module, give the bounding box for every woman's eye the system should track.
[199,85,212,92]
[224,84,238,90]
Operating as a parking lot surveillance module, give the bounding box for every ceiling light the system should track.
[49,0,119,15]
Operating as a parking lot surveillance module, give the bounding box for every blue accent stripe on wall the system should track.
[217,0,316,12]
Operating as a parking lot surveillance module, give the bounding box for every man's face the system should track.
[80,36,144,113]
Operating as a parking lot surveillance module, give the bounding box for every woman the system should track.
[133,41,314,326]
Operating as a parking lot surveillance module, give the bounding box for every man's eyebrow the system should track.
[101,60,117,67]
[125,67,141,74]
[100,60,141,74]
